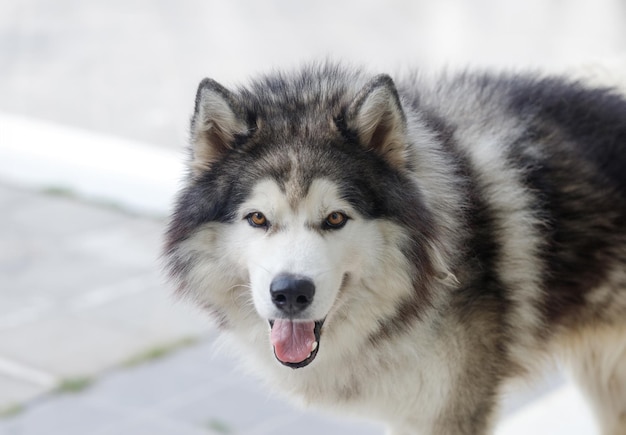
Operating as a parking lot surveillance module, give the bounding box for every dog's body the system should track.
[164,64,626,434]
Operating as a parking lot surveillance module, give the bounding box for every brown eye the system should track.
[247,212,268,228]
[324,212,348,229]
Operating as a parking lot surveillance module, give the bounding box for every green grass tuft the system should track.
[206,418,234,434]
[41,186,75,198]
[55,377,93,393]
[0,403,24,419]
[122,337,199,368]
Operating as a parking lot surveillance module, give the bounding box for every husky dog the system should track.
[164,64,626,434]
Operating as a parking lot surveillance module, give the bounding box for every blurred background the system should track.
[0,1,624,434]
[2,0,626,149]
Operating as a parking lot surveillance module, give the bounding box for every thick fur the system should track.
[164,64,626,434]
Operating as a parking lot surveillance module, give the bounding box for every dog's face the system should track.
[234,176,384,367]
[241,178,358,321]
[165,66,440,369]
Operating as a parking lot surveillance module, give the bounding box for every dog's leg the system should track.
[568,326,626,435]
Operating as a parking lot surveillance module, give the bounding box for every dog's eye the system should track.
[246,212,268,228]
[323,212,348,229]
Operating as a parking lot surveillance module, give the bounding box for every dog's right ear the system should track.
[190,78,249,175]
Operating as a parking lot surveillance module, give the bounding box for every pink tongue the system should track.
[270,319,316,363]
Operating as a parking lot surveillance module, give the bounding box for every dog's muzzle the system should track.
[268,274,323,368]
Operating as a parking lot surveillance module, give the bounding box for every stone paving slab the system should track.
[0,339,385,435]
[0,183,211,411]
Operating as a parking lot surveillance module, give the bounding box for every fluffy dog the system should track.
[164,64,626,434]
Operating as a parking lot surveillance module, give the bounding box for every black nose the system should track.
[270,274,315,315]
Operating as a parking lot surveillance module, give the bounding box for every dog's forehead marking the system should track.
[283,150,309,209]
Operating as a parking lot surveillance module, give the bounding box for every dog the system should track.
[163,63,626,434]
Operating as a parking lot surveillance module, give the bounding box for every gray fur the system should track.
[164,63,626,434]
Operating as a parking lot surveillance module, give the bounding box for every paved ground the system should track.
[0,339,384,435]
[0,183,206,407]
[0,330,382,435]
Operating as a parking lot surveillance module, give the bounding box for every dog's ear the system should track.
[345,74,408,168]
[190,78,249,175]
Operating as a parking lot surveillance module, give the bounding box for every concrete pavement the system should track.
[0,318,383,435]
[0,182,208,409]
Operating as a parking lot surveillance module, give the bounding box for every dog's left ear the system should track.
[345,74,408,168]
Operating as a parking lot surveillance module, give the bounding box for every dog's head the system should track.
[164,66,441,369]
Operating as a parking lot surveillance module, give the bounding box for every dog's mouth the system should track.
[269,319,324,369]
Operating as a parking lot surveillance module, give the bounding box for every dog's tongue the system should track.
[270,320,316,363]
